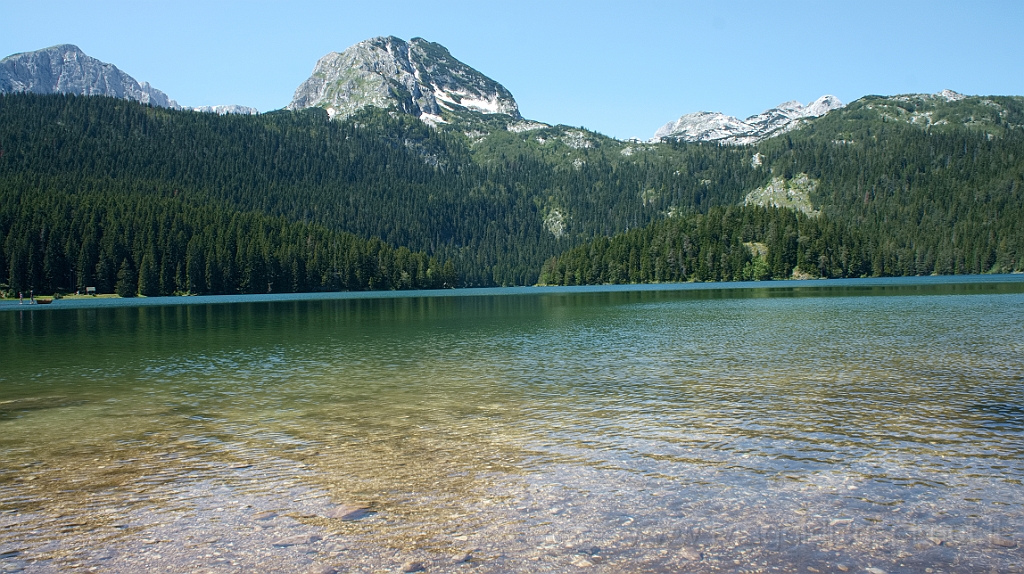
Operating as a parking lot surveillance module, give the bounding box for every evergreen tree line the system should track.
[1,177,455,296]
[539,204,1019,286]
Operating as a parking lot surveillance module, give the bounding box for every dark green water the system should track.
[1,278,1023,573]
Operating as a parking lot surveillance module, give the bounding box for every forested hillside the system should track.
[0,177,455,296]
[2,92,1023,295]
[539,206,867,285]
[747,95,1024,276]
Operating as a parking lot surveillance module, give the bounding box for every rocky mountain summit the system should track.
[0,44,258,115]
[653,95,844,145]
[0,44,178,108]
[287,36,520,123]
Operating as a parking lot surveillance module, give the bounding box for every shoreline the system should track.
[2,274,1024,312]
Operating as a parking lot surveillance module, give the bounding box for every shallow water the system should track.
[1,278,1023,573]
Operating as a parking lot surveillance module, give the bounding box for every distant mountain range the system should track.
[651,95,845,144]
[2,40,1015,142]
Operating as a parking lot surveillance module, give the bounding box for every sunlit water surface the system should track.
[1,278,1023,573]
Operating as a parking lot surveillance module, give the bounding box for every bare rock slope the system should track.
[288,36,520,123]
[0,44,178,108]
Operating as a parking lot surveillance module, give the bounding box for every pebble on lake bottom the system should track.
[678,547,700,561]
[272,534,322,547]
[400,559,426,572]
[570,556,594,567]
[990,535,1017,548]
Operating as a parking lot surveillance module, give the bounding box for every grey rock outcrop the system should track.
[0,44,178,108]
[288,36,520,122]
[653,95,843,145]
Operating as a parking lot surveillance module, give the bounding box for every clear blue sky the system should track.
[2,0,1022,140]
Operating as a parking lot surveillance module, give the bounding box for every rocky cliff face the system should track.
[288,36,520,122]
[1,44,261,114]
[653,95,843,145]
[0,44,178,108]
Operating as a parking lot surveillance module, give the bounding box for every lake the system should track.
[1,277,1023,573]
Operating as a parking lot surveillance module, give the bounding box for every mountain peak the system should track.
[937,89,966,102]
[0,44,178,108]
[804,95,844,116]
[775,100,804,111]
[652,95,844,145]
[287,36,520,122]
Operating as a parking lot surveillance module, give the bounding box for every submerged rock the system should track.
[326,504,370,521]
[678,547,700,561]
[990,535,1017,548]
[400,560,426,572]
[570,556,594,567]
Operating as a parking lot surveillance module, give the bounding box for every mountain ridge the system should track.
[0,44,258,115]
[5,40,1019,145]
[652,95,844,144]
[0,44,179,109]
